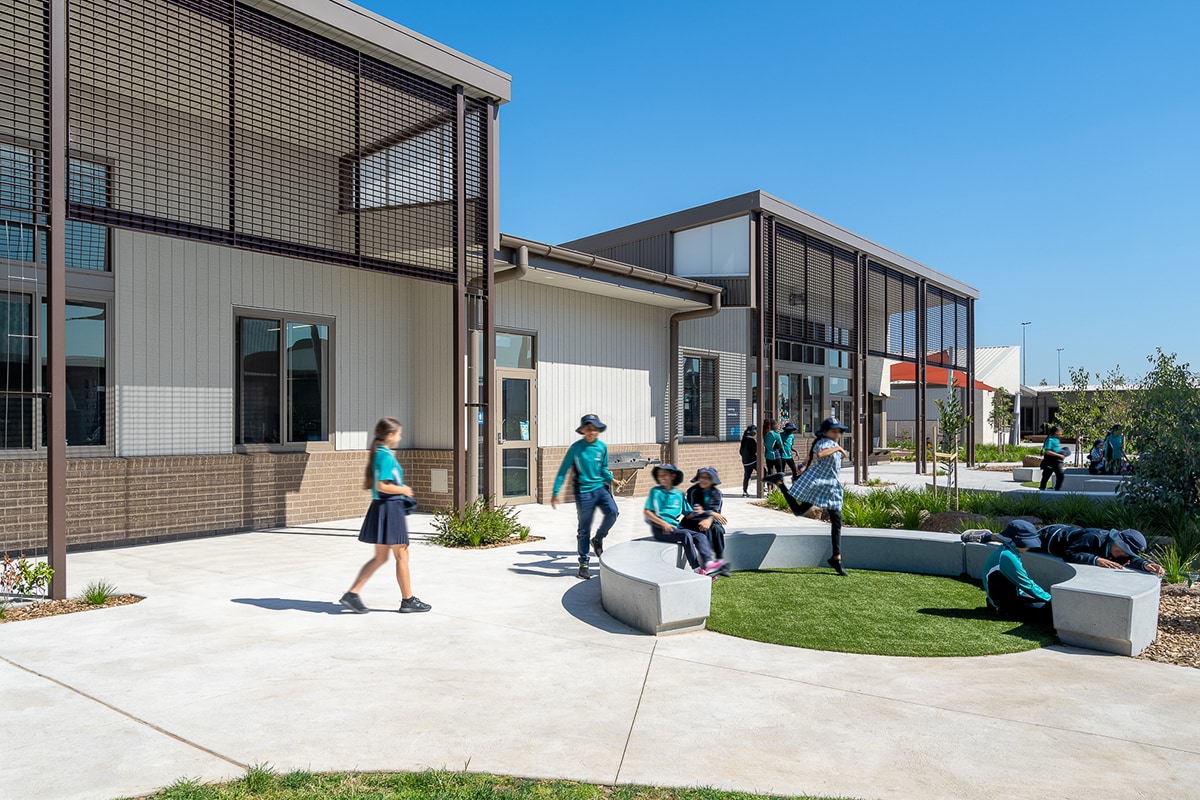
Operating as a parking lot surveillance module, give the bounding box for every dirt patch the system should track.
[1139,586,1200,670]
[919,511,987,533]
[440,535,545,550]
[1,594,143,623]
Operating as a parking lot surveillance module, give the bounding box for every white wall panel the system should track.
[495,280,669,447]
[114,230,453,455]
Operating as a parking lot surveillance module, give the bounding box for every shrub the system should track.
[242,763,277,793]
[432,497,530,548]
[842,491,899,529]
[79,579,117,606]
[0,553,54,598]
[1126,350,1200,526]
[1149,542,1200,585]
[764,487,789,511]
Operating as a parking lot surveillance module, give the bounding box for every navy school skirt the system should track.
[358,494,410,546]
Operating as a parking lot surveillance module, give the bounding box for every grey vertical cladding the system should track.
[585,233,672,274]
[677,311,750,441]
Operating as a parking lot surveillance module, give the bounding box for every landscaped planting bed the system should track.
[1139,586,1200,670]
[1,594,142,623]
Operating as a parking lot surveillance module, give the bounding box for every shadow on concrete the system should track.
[559,576,642,636]
[231,597,351,614]
[508,549,584,578]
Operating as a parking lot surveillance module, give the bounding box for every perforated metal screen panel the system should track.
[867,261,920,362]
[65,0,486,283]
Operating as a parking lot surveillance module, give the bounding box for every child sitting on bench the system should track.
[644,464,729,577]
[682,466,727,560]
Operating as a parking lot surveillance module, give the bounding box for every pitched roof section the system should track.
[562,190,978,299]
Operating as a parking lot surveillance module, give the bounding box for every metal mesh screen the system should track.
[867,261,920,362]
[771,223,856,350]
[926,285,969,368]
[66,0,473,281]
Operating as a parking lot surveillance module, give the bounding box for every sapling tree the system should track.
[1054,366,1102,465]
[935,388,971,509]
[988,387,1015,455]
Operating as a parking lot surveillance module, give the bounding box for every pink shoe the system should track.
[695,565,711,576]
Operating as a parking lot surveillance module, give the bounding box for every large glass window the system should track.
[683,356,717,437]
[237,314,332,446]
[41,301,106,446]
[0,144,109,271]
[0,292,34,449]
[495,332,535,369]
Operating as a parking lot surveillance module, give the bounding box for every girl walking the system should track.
[340,417,432,614]
[762,417,784,478]
[781,421,800,481]
[739,424,758,497]
[1039,425,1067,491]
[766,417,850,576]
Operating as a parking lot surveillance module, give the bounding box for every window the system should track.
[683,356,717,437]
[495,331,535,369]
[0,293,107,450]
[355,113,483,210]
[236,314,332,445]
[0,143,110,271]
[673,216,750,278]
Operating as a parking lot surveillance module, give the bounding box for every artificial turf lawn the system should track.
[708,567,1057,657]
[131,769,851,800]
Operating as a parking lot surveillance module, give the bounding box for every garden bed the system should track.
[439,535,544,550]
[1139,586,1200,670]
[0,594,142,623]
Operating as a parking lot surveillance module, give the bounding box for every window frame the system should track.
[0,289,114,459]
[233,307,336,453]
[681,352,719,440]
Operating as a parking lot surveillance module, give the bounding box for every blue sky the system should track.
[367,0,1199,386]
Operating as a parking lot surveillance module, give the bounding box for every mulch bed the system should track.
[0,594,143,624]
[443,535,545,550]
[1139,586,1200,670]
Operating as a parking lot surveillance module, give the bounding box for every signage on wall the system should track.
[725,399,740,442]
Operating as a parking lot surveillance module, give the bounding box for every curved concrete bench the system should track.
[599,527,1161,656]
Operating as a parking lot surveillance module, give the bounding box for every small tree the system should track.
[934,387,970,509]
[1094,365,1133,444]
[1054,366,1102,465]
[988,387,1015,455]
[1126,350,1200,516]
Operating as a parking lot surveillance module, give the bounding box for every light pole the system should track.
[1021,322,1031,387]
[1057,347,1064,386]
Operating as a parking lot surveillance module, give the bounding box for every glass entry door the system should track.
[496,369,537,503]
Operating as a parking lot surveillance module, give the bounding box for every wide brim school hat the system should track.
[998,519,1041,549]
[1111,528,1147,557]
[818,417,850,433]
[575,414,608,433]
[690,466,721,485]
[744,425,758,436]
[782,422,798,434]
[652,464,684,486]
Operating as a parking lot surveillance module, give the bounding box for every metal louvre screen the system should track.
[926,286,969,368]
[67,0,473,281]
[867,261,920,362]
[771,223,856,351]
[463,98,489,282]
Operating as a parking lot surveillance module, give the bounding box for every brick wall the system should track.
[674,440,747,493]
[0,449,453,555]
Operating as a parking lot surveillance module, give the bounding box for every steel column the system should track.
[47,0,68,599]
[966,297,976,467]
[452,86,467,509]
[916,279,928,474]
[483,99,498,501]
[766,216,776,435]
[754,212,768,497]
[854,252,868,483]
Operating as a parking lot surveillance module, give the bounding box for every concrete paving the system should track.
[3,496,1198,800]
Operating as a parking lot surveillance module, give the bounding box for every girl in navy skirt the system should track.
[339,417,431,614]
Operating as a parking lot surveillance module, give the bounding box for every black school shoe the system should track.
[590,535,604,557]
[828,558,849,577]
[763,472,786,486]
[577,564,591,580]
[399,596,432,613]
[339,592,368,614]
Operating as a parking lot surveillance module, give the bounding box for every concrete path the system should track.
[855,461,1034,493]
[3,496,1198,800]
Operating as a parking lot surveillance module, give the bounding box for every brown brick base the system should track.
[0,449,453,555]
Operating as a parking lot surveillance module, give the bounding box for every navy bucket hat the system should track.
[782,421,798,434]
[818,417,850,433]
[1110,529,1146,559]
[744,424,758,436]
[998,519,1042,549]
[576,414,607,434]
[691,466,721,485]
[652,463,684,486]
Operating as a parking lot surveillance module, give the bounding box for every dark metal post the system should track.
[854,253,867,484]
[766,216,776,433]
[754,212,767,497]
[916,280,928,475]
[966,298,976,467]
[452,86,467,510]
[482,99,498,501]
[47,0,68,599]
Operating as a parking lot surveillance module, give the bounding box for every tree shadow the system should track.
[508,549,585,579]
[232,597,356,615]
[918,606,1057,645]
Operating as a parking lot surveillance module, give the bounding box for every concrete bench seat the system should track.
[1059,473,1127,493]
[1012,466,1036,482]
[599,527,1161,656]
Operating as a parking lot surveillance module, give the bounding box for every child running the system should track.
[765,417,850,576]
[763,417,784,477]
[1039,425,1067,491]
[644,464,728,577]
[340,417,431,614]
[781,421,800,481]
[551,414,618,580]
[682,466,728,560]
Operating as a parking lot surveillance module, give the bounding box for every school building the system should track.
[0,0,979,559]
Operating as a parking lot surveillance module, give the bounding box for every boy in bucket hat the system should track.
[981,520,1053,622]
[683,466,728,559]
[644,464,729,577]
[551,414,618,580]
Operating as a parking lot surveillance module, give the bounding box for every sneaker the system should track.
[742,492,749,498]
[399,596,432,613]
[828,557,849,577]
[339,592,368,614]
[577,564,591,580]
[590,535,604,557]
[960,529,991,544]
[695,565,711,576]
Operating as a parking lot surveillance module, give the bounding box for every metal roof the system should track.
[249,0,512,101]
[561,190,979,299]
[972,345,1020,384]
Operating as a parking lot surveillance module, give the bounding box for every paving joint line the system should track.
[0,654,248,770]
[613,640,656,786]
[654,650,1200,757]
